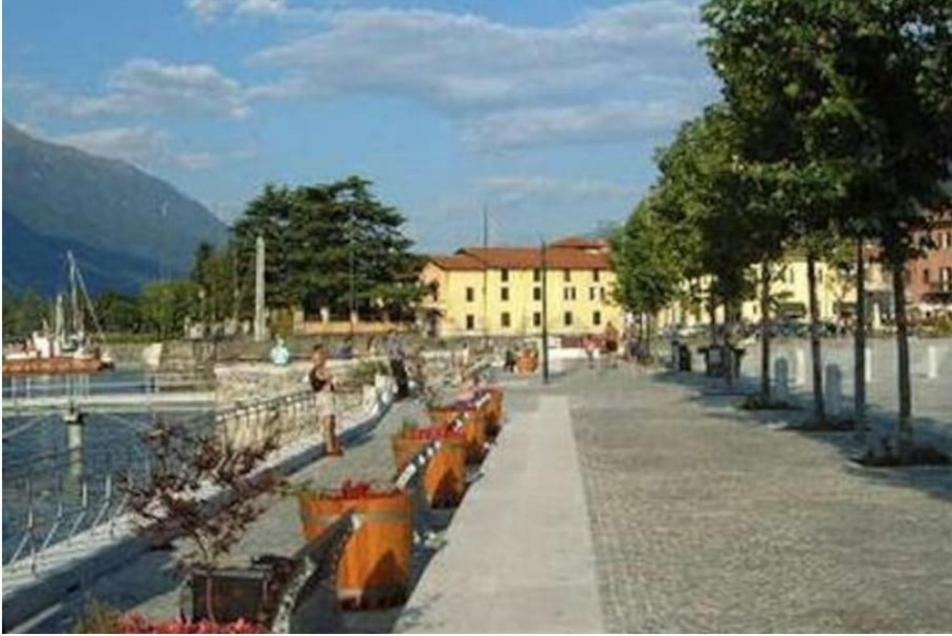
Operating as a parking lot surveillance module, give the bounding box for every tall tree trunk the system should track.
[854,239,867,438]
[806,253,826,424]
[892,265,914,455]
[760,261,772,402]
[645,314,653,358]
[708,293,718,345]
[724,301,735,388]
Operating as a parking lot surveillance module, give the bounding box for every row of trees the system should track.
[614,0,952,459]
[3,176,424,341]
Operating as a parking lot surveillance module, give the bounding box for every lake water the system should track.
[2,369,214,563]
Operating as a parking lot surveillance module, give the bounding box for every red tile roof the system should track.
[550,235,610,249]
[429,253,485,270]
[427,245,612,271]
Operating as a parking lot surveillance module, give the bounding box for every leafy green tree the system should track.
[141,280,200,339]
[231,176,423,323]
[287,176,422,319]
[654,105,762,385]
[232,184,297,315]
[95,291,144,334]
[191,242,238,324]
[2,289,49,340]
[612,195,685,356]
[703,0,952,451]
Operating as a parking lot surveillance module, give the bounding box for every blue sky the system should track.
[3,0,718,251]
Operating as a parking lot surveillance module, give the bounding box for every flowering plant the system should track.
[319,479,401,501]
[400,424,465,442]
[118,614,263,633]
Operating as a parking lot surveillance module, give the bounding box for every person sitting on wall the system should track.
[309,344,342,456]
[270,336,291,366]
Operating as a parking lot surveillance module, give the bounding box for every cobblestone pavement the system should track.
[564,364,952,632]
[22,397,452,634]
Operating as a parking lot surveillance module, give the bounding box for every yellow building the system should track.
[420,237,625,338]
[658,255,865,329]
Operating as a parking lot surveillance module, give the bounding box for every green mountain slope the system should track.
[2,121,228,295]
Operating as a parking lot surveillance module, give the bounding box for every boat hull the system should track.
[2,356,114,377]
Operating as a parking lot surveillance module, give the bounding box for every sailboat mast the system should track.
[68,251,84,337]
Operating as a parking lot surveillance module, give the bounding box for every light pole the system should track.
[541,238,550,384]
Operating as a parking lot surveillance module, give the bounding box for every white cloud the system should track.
[68,59,250,119]
[185,0,293,22]
[483,176,634,205]
[250,2,707,111]
[56,126,218,171]
[466,99,700,150]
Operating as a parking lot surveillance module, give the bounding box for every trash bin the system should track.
[678,343,692,372]
[699,344,743,377]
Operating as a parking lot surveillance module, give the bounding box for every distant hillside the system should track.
[2,121,229,295]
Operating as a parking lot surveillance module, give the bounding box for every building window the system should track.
[500,268,509,282]
[533,268,542,282]
[600,287,606,301]
[589,287,596,301]
[501,287,510,302]
[564,311,573,327]
[501,312,511,328]
[563,269,571,282]
[593,269,600,282]
[593,311,601,326]
[533,312,542,327]
[465,314,475,331]
[465,287,475,302]
[533,287,542,301]
[924,269,931,284]
[563,287,576,301]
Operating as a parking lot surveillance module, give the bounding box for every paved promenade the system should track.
[400,363,952,633]
[396,391,604,633]
[570,366,952,632]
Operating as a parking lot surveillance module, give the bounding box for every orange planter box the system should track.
[297,488,412,609]
[391,435,429,473]
[424,439,467,507]
[427,406,486,464]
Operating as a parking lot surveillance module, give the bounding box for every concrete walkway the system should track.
[396,392,604,633]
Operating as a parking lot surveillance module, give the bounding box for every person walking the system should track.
[583,334,597,369]
[602,321,620,370]
[309,344,342,456]
[503,346,517,373]
[386,329,410,399]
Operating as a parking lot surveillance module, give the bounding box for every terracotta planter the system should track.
[481,388,504,440]
[428,405,486,464]
[426,405,462,428]
[391,434,429,473]
[297,488,412,609]
[423,438,467,508]
[516,352,538,374]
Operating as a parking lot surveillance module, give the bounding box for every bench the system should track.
[190,511,357,632]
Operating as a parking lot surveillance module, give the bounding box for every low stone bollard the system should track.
[795,349,807,387]
[774,357,790,399]
[824,363,843,417]
[927,345,939,380]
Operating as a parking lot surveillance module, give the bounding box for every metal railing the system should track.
[2,383,381,575]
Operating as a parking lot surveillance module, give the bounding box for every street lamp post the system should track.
[541,239,550,384]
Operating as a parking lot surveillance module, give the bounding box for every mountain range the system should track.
[3,121,229,296]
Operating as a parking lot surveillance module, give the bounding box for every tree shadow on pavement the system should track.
[651,368,952,504]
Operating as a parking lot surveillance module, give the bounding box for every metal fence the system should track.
[2,384,378,574]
